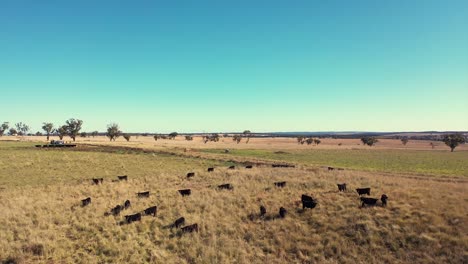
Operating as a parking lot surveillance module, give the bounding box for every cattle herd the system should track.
[80,164,389,235]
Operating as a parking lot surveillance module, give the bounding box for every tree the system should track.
[65,118,83,141]
[35,131,42,136]
[297,136,306,145]
[442,133,466,152]
[80,132,87,138]
[429,142,436,149]
[243,130,252,144]
[361,136,378,147]
[15,122,30,136]
[168,132,178,139]
[401,137,409,146]
[314,138,321,145]
[123,134,131,142]
[305,138,314,145]
[154,135,160,141]
[232,135,242,144]
[9,128,18,135]
[185,135,193,141]
[106,123,121,141]
[203,134,219,143]
[42,123,54,140]
[91,131,99,138]
[56,125,68,140]
[0,122,9,137]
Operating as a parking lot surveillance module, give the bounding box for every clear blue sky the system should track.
[1,0,467,133]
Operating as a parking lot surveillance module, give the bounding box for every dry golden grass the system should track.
[0,142,467,263]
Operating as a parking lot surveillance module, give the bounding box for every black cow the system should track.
[174,217,185,228]
[356,188,371,196]
[117,175,128,181]
[124,200,131,209]
[245,165,253,169]
[218,183,233,190]
[228,165,235,170]
[92,178,103,185]
[381,194,388,207]
[207,167,214,172]
[186,172,195,178]
[301,194,317,209]
[260,205,266,216]
[137,191,150,198]
[360,197,378,207]
[337,183,347,192]
[279,207,287,218]
[178,189,191,196]
[328,167,335,171]
[274,181,286,188]
[111,205,123,216]
[81,197,91,207]
[125,213,142,223]
[181,223,198,233]
[144,206,157,217]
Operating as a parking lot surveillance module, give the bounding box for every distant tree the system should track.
[106,123,121,141]
[91,131,99,138]
[401,137,409,146]
[154,135,160,141]
[223,134,229,138]
[80,132,87,138]
[232,135,242,144]
[8,128,18,135]
[203,134,219,143]
[15,122,30,136]
[65,118,83,141]
[429,142,436,149]
[185,135,193,141]
[35,131,42,136]
[0,122,9,137]
[243,130,252,144]
[297,136,306,145]
[168,132,178,139]
[361,136,378,147]
[56,125,68,140]
[123,134,131,142]
[42,122,54,140]
[314,138,321,145]
[142,133,149,137]
[442,133,466,152]
[305,138,314,145]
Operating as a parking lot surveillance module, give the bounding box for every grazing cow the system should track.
[328,167,335,171]
[207,167,214,172]
[117,175,128,181]
[381,194,388,207]
[260,205,266,216]
[81,197,91,207]
[245,165,253,169]
[124,200,131,209]
[137,191,150,198]
[178,189,191,196]
[111,205,123,216]
[279,207,287,218]
[356,188,371,196]
[337,183,347,192]
[181,223,198,233]
[301,194,317,209]
[144,206,157,217]
[228,165,235,170]
[218,183,233,190]
[274,181,286,188]
[360,197,378,207]
[174,217,185,228]
[92,178,103,185]
[125,213,142,223]
[186,172,195,178]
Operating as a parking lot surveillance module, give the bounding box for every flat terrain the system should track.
[0,138,467,263]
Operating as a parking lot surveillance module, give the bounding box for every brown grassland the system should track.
[0,136,467,263]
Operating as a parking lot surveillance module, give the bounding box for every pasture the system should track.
[0,140,467,263]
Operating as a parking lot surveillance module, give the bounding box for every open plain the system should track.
[0,136,467,263]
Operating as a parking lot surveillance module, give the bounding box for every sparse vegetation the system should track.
[185,135,193,141]
[106,123,122,141]
[123,134,131,142]
[15,122,30,136]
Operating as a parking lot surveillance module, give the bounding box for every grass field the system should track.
[199,148,468,177]
[1,141,467,263]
